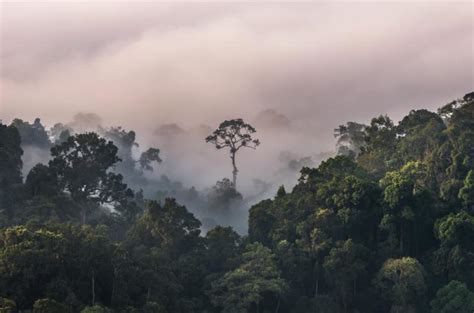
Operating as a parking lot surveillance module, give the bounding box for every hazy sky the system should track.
[2,1,472,131]
[0,1,473,189]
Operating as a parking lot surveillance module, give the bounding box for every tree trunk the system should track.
[400,220,404,254]
[275,297,281,313]
[313,258,319,298]
[91,271,95,306]
[343,294,348,313]
[314,275,319,297]
[111,267,118,306]
[111,276,115,306]
[82,207,87,225]
[231,153,238,189]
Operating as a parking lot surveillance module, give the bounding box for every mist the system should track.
[1,1,472,231]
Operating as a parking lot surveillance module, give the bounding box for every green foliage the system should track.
[0,123,23,219]
[323,239,368,312]
[0,226,66,308]
[127,199,201,251]
[80,305,112,313]
[124,198,205,312]
[0,123,23,185]
[25,164,59,198]
[374,257,427,312]
[32,298,68,313]
[435,211,474,247]
[357,115,397,177]
[209,243,286,313]
[49,133,133,222]
[433,211,474,284]
[205,226,242,273]
[395,109,446,165]
[0,92,473,312]
[248,200,276,247]
[0,298,16,313]
[379,161,434,256]
[430,280,474,313]
[143,301,167,313]
[459,170,474,211]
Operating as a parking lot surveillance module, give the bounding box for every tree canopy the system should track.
[1,91,474,312]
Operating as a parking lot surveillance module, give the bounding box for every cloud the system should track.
[1,1,472,193]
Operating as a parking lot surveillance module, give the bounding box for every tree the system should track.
[0,224,115,310]
[395,109,446,165]
[127,199,201,252]
[102,127,162,174]
[209,243,287,313]
[126,199,204,312]
[80,305,112,313]
[379,161,433,256]
[430,280,474,313]
[102,127,139,172]
[205,226,242,274]
[139,148,162,172]
[50,123,73,145]
[25,164,59,198]
[248,200,275,247]
[205,119,260,188]
[0,298,16,312]
[142,302,167,313]
[459,170,474,212]
[323,239,368,313]
[334,122,367,157]
[207,178,243,215]
[295,209,335,299]
[48,133,133,223]
[0,124,23,185]
[357,115,398,178]
[0,123,23,217]
[32,298,69,313]
[374,257,427,313]
[0,226,67,309]
[433,211,474,284]
[10,118,51,149]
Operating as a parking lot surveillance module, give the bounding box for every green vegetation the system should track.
[0,92,473,312]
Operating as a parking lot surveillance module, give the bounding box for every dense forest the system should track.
[1,91,474,313]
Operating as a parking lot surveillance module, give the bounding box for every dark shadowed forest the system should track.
[1,91,474,313]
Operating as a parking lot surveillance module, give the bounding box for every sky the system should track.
[0,0,473,194]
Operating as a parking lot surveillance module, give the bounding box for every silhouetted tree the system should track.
[11,118,51,149]
[334,122,367,157]
[139,148,162,172]
[0,123,23,218]
[48,133,132,223]
[205,119,260,188]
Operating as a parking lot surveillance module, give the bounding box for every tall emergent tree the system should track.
[205,119,260,188]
